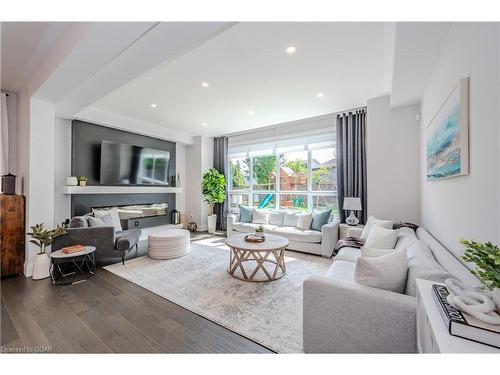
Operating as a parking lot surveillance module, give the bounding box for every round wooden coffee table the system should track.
[225,233,289,282]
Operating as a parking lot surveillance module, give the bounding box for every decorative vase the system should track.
[79,181,86,186]
[66,176,78,186]
[207,214,217,234]
[32,253,51,280]
[494,288,500,313]
[255,231,264,238]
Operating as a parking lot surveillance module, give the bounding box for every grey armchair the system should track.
[52,218,141,265]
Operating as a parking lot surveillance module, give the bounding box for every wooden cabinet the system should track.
[1,195,25,277]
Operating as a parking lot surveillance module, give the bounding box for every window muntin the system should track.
[228,135,336,214]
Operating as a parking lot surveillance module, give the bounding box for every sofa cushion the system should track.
[354,249,408,293]
[334,248,362,263]
[69,216,89,228]
[268,211,285,226]
[233,222,278,232]
[252,209,269,224]
[115,229,141,251]
[405,241,454,297]
[296,213,313,230]
[326,260,355,281]
[361,215,393,240]
[93,207,123,232]
[364,225,398,249]
[283,211,299,227]
[361,247,397,258]
[272,226,322,243]
[88,214,114,228]
[311,209,332,231]
[239,205,253,223]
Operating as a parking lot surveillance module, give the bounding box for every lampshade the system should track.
[343,197,362,211]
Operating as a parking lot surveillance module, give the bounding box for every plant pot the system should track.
[207,214,217,234]
[32,253,51,280]
[255,231,264,238]
[79,181,87,186]
[493,288,500,313]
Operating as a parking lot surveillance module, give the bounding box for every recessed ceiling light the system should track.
[317,92,324,98]
[248,110,255,115]
[201,82,209,88]
[150,103,157,108]
[201,122,207,127]
[286,46,296,54]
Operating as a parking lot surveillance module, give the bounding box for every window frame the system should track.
[228,140,337,214]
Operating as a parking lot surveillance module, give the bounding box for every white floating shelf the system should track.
[63,185,182,195]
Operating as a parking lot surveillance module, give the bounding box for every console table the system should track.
[416,278,498,353]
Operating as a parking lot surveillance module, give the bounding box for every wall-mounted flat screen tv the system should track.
[100,140,171,185]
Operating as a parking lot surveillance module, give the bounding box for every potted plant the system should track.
[27,223,67,280]
[201,168,226,234]
[78,176,87,186]
[461,239,500,312]
[255,225,265,238]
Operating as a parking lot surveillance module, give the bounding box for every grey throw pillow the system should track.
[69,216,89,228]
[88,214,114,228]
[239,205,253,223]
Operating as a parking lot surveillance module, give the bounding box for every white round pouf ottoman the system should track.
[148,229,190,259]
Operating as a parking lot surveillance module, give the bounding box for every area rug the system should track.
[104,237,331,353]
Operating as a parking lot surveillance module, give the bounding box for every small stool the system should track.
[148,229,190,259]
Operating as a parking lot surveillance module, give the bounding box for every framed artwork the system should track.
[426,78,469,181]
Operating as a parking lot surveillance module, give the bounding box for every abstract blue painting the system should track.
[427,78,469,181]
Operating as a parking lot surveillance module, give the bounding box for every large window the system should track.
[228,136,337,215]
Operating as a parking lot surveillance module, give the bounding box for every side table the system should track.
[49,246,96,285]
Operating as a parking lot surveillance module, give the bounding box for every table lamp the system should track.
[343,197,362,226]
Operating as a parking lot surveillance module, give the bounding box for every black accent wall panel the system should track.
[70,120,176,218]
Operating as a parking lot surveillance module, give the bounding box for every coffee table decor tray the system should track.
[244,234,266,243]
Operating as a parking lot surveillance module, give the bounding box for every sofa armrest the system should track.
[303,276,416,353]
[227,213,240,235]
[320,219,339,258]
[346,226,363,238]
[52,227,116,255]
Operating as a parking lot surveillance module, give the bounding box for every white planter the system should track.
[32,253,51,280]
[207,214,217,234]
[493,288,500,313]
[255,231,264,238]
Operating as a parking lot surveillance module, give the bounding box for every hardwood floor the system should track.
[1,233,273,354]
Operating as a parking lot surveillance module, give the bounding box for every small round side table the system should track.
[49,246,96,285]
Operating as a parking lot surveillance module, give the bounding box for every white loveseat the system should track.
[227,211,339,258]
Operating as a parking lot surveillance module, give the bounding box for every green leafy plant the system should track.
[27,223,67,254]
[461,239,500,290]
[78,176,87,182]
[202,168,226,215]
[255,225,264,233]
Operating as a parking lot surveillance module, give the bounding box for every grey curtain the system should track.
[336,109,367,224]
[213,136,229,231]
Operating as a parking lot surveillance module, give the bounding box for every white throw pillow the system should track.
[361,247,397,258]
[252,209,269,224]
[268,211,285,226]
[93,207,122,232]
[364,225,398,249]
[354,249,408,293]
[88,213,113,228]
[283,211,299,227]
[296,213,313,230]
[361,215,394,240]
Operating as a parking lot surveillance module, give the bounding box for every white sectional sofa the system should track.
[227,211,339,258]
[303,225,481,353]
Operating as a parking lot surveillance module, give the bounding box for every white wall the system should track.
[25,97,56,276]
[54,117,72,225]
[184,135,213,231]
[367,95,420,223]
[420,23,500,258]
[6,93,18,173]
[175,143,186,214]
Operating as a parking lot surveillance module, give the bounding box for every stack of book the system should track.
[62,244,86,254]
[432,284,500,349]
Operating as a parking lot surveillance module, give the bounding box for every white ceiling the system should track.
[90,22,390,136]
[1,22,71,93]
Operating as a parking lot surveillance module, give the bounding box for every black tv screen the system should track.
[100,140,170,185]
